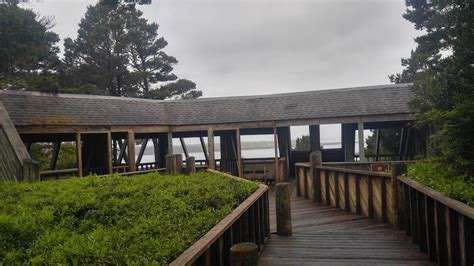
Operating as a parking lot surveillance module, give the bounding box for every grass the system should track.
[408,161,474,207]
[0,172,259,264]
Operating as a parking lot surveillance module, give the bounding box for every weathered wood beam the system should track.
[273,126,280,182]
[75,132,83,177]
[117,139,129,164]
[309,125,320,152]
[167,132,173,155]
[152,138,160,167]
[236,128,243,178]
[136,138,148,165]
[200,136,209,162]
[106,132,112,174]
[375,129,380,161]
[127,131,136,172]
[358,122,366,162]
[179,137,189,158]
[207,127,215,170]
[50,141,61,170]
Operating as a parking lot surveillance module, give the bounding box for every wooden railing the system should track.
[295,162,474,265]
[40,168,79,180]
[171,169,270,266]
[396,175,473,265]
[295,163,394,223]
[243,157,286,182]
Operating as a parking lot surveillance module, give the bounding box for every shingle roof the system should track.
[0,84,412,127]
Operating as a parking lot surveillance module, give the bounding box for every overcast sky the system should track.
[25,0,418,98]
[23,0,419,143]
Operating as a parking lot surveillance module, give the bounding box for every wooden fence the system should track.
[295,162,474,266]
[171,169,270,266]
[397,175,473,266]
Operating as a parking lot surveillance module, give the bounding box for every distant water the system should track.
[138,142,355,163]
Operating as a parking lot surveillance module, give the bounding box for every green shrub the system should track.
[0,172,259,264]
[408,161,474,207]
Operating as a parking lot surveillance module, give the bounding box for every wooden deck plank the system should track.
[259,184,433,265]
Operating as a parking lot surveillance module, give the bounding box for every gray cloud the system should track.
[26,0,419,98]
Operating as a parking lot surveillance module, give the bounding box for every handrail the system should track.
[171,169,270,265]
[398,175,474,220]
[295,162,391,177]
[295,162,474,265]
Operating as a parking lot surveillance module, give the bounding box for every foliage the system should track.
[0,3,60,92]
[408,161,474,207]
[391,1,474,177]
[0,172,258,264]
[29,143,77,171]
[294,135,310,151]
[62,3,202,99]
[0,2,201,100]
[365,128,401,156]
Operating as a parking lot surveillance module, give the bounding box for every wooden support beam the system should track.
[167,132,173,155]
[50,141,61,170]
[179,137,189,158]
[127,131,136,172]
[273,126,280,182]
[207,127,215,169]
[309,125,320,151]
[75,132,83,177]
[358,122,366,162]
[136,138,148,165]
[152,138,160,167]
[237,128,243,178]
[375,129,380,161]
[342,123,356,162]
[200,136,209,162]
[117,139,129,164]
[106,132,112,174]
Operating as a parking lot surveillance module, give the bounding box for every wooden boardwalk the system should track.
[259,187,433,265]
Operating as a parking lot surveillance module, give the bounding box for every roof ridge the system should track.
[0,83,412,103]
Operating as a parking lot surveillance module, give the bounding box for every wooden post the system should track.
[106,132,112,174]
[273,126,280,182]
[236,128,243,178]
[76,132,83,177]
[166,154,183,175]
[207,127,215,170]
[309,125,320,151]
[22,159,40,182]
[392,163,407,229]
[311,151,322,203]
[167,132,173,155]
[342,123,356,162]
[185,156,196,175]
[276,182,292,236]
[230,242,258,266]
[127,131,136,172]
[358,122,366,162]
[50,141,61,170]
[179,137,189,158]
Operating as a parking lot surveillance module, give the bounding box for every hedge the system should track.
[408,161,474,207]
[0,172,259,264]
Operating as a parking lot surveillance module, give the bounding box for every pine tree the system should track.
[391,0,474,177]
[0,2,60,91]
[62,2,202,100]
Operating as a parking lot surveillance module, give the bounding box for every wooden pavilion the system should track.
[0,83,425,181]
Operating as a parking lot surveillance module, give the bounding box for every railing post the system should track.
[230,242,258,266]
[391,163,407,229]
[276,182,292,236]
[166,154,183,175]
[310,151,322,203]
[22,159,40,182]
[185,156,196,175]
